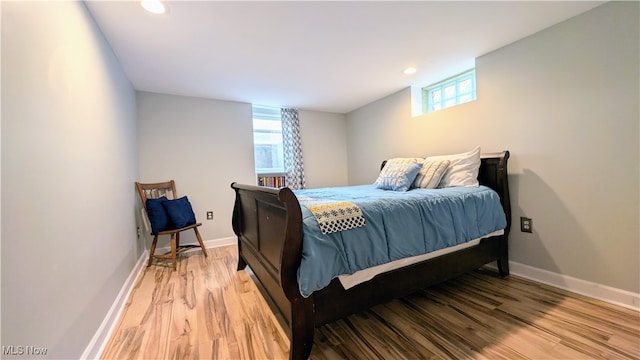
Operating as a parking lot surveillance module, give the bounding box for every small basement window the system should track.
[422,69,476,113]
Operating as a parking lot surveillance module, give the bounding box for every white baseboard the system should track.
[203,236,236,249]
[153,236,236,255]
[84,236,236,359]
[81,249,149,359]
[488,261,640,311]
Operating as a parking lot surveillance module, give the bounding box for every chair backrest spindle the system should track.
[136,180,178,211]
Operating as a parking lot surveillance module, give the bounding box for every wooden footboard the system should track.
[231,151,511,360]
[230,183,315,359]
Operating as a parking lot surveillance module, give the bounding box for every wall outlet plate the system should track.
[520,217,532,233]
[206,211,213,220]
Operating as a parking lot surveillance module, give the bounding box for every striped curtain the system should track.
[282,108,306,189]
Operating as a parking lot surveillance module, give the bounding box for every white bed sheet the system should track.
[338,229,505,289]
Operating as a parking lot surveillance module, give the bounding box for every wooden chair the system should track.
[136,180,208,270]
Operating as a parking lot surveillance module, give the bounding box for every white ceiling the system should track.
[85,1,604,114]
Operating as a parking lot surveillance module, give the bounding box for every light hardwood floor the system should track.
[101,245,640,359]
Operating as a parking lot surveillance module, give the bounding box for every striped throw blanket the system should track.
[298,196,366,234]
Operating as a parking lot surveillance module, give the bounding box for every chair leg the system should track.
[194,227,208,257]
[170,234,177,271]
[148,235,159,267]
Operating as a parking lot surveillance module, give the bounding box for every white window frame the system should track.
[252,105,285,175]
[422,69,476,113]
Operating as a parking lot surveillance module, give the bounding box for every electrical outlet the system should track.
[520,217,532,233]
[206,211,213,220]
[137,226,141,238]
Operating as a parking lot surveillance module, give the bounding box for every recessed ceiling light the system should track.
[141,0,166,14]
[403,67,417,75]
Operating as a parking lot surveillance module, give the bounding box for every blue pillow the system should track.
[162,196,197,229]
[146,196,171,234]
[374,163,423,191]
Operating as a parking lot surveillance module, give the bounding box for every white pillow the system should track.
[412,159,450,189]
[386,157,423,165]
[425,146,481,188]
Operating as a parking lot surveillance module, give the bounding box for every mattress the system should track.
[338,229,504,289]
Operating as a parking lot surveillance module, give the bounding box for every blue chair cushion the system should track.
[146,196,171,234]
[162,196,197,229]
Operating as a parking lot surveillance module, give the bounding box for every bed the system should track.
[231,150,511,360]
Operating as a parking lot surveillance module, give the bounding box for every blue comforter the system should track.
[294,185,507,297]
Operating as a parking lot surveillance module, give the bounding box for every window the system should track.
[423,69,476,113]
[252,105,284,174]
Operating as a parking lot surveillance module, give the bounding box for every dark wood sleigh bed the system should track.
[231,151,511,360]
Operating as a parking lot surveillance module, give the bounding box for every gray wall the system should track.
[346,2,639,293]
[1,2,140,359]
[136,92,349,247]
[299,109,349,188]
[136,92,255,247]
